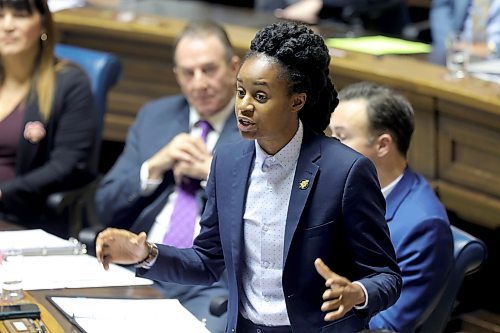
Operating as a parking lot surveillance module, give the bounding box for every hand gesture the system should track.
[96,228,149,270]
[314,258,366,321]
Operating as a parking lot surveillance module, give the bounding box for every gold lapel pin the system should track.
[299,179,309,190]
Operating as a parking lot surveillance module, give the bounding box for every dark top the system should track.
[0,102,25,182]
[0,64,97,219]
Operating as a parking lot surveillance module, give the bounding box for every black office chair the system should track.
[415,225,487,332]
[47,44,122,238]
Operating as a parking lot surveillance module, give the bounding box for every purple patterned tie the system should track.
[162,120,212,248]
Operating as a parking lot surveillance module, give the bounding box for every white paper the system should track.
[48,0,86,12]
[50,297,211,333]
[472,72,500,84]
[467,58,500,74]
[0,229,81,255]
[11,254,153,290]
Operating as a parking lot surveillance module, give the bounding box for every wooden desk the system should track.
[52,2,500,231]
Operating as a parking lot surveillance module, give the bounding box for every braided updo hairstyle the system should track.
[248,21,339,133]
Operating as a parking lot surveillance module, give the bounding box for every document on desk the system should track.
[49,296,210,333]
[17,254,153,290]
[326,35,432,55]
[468,58,500,74]
[0,229,83,255]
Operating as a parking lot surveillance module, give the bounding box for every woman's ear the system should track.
[291,93,307,113]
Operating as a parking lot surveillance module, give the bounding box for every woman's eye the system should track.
[236,88,245,98]
[255,94,267,102]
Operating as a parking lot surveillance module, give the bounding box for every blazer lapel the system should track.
[385,168,415,222]
[230,142,255,278]
[283,130,320,263]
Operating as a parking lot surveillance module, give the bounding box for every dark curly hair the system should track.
[247,21,338,133]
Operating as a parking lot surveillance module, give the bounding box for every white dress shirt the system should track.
[239,121,304,326]
[140,100,234,244]
[381,173,403,199]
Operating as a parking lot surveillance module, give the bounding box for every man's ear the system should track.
[291,93,307,113]
[376,133,392,158]
[231,55,241,73]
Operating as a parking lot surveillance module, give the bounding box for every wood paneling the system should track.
[439,116,500,198]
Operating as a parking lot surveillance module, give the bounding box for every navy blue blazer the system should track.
[95,95,241,232]
[370,168,454,333]
[138,127,402,332]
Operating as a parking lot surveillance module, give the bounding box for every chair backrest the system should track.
[416,225,487,333]
[55,44,122,171]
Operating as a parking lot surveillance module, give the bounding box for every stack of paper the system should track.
[0,229,152,290]
[0,229,84,255]
[16,254,153,290]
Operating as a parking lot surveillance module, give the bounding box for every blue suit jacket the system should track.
[95,95,241,232]
[369,168,454,333]
[138,127,402,333]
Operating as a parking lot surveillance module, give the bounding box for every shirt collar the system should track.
[254,120,303,172]
[188,97,235,134]
[381,173,404,199]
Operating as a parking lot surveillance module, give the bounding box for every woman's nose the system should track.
[1,13,15,30]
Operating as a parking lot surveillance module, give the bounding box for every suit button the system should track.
[257,329,263,333]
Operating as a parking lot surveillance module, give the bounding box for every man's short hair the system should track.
[174,20,235,64]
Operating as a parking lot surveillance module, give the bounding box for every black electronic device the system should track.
[0,303,41,320]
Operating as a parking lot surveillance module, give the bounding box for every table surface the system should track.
[0,220,165,333]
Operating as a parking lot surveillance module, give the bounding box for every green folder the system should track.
[326,35,432,56]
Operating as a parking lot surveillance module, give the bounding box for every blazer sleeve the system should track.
[369,217,454,333]
[0,66,96,214]
[342,157,402,318]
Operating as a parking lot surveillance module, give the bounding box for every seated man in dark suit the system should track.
[329,82,454,333]
[94,20,241,333]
